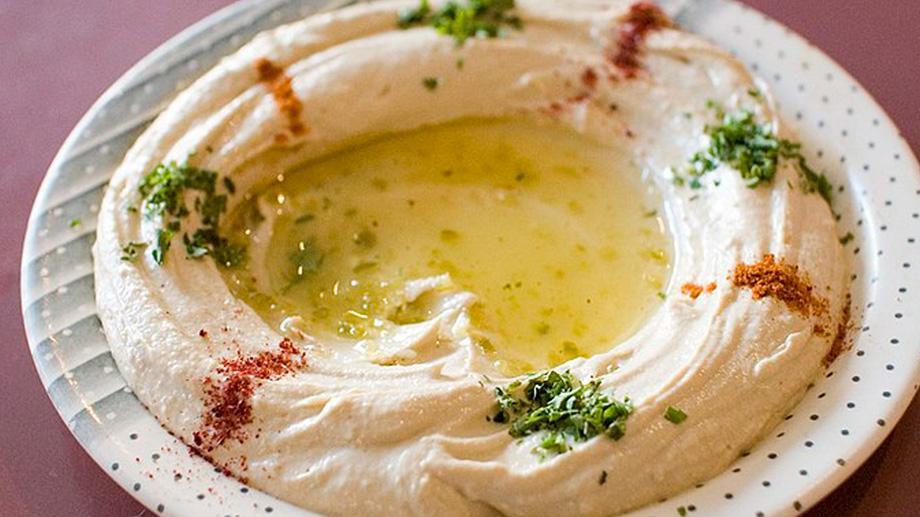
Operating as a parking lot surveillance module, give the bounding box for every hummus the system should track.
[94,1,849,515]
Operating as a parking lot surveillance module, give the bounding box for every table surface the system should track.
[2,1,918,515]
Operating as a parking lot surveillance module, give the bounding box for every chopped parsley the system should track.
[677,506,688,516]
[222,176,236,195]
[839,232,854,245]
[398,0,522,45]
[687,104,832,203]
[533,321,550,335]
[492,370,633,457]
[353,229,377,248]
[184,227,245,267]
[290,239,324,280]
[664,405,688,424]
[422,76,440,91]
[152,226,175,265]
[68,218,82,228]
[120,241,147,262]
[439,229,460,242]
[397,0,431,27]
[139,161,215,219]
[353,260,379,273]
[136,160,244,267]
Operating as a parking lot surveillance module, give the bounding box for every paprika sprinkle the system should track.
[193,338,307,453]
[255,57,307,138]
[731,254,828,318]
[607,2,671,78]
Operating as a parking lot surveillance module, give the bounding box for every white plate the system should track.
[20,1,920,515]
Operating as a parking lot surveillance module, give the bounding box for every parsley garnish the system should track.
[786,141,834,202]
[183,228,245,267]
[398,0,522,45]
[139,161,215,219]
[422,77,440,91]
[222,176,236,195]
[664,405,687,424]
[353,229,377,249]
[290,239,324,281]
[440,229,460,242]
[120,241,147,262]
[839,232,854,245]
[687,105,832,203]
[136,160,244,267]
[152,227,175,265]
[492,370,633,457]
[353,260,379,273]
[68,218,82,228]
[397,0,431,27]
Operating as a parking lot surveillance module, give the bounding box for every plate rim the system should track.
[19,0,920,515]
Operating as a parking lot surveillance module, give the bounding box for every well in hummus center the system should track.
[222,119,671,375]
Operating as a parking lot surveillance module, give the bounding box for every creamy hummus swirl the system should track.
[94,1,849,515]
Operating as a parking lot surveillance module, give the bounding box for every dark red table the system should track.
[1,2,917,515]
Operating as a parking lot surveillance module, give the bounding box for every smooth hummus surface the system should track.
[94,1,850,515]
